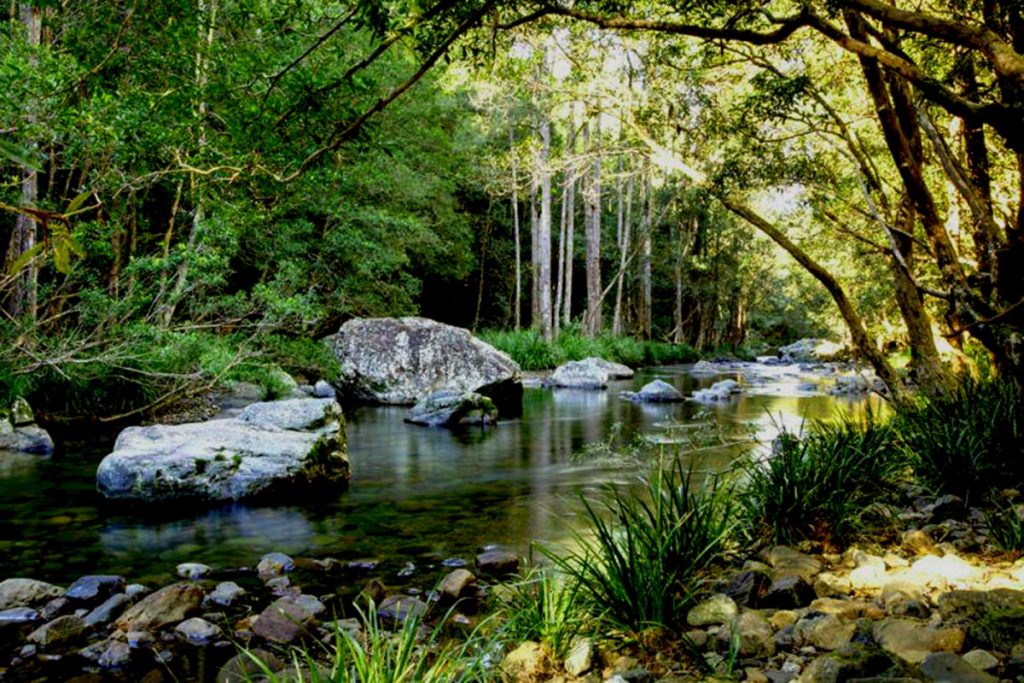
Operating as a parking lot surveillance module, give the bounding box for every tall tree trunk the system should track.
[5,3,41,320]
[640,170,653,339]
[554,165,567,337]
[613,166,632,336]
[585,113,602,337]
[510,128,522,330]
[562,103,578,327]
[537,113,553,340]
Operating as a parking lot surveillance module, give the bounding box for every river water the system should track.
[0,363,882,586]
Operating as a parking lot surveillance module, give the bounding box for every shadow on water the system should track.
[0,364,885,584]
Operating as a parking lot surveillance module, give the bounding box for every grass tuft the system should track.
[740,412,905,548]
[544,459,736,630]
[494,567,587,660]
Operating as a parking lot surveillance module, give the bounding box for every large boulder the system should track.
[585,357,634,379]
[332,317,522,409]
[625,379,685,403]
[404,390,498,427]
[96,398,349,502]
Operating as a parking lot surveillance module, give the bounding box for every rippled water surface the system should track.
[0,363,883,585]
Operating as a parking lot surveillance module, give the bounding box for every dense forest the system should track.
[1,0,1021,421]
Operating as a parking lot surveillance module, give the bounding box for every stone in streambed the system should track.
[405,390,498,427]
[27,614,86,648]
[475,550,518,575]
[114,582,204,632]
[920,652,997,683]
[551,359,610,389]
[793,613,855,651]
[175,617,222,645]
[0,578,63,610]
[501,641,549,681]
[175,563,212,580]
[687,594,737,626]
[0,607,40,625]
[627,379,685,403]
[252,595,324,643]
[439,568,476,601]
[872,618,965,665]
[96,398,349,503]
[257,552,294,579]
[332,317,522,408]
[83,593,131,627]
[65,575,125,604]
[98,640,132,669]
[692,379,742,403]
[205,581,246,608]
[377,594,427,626]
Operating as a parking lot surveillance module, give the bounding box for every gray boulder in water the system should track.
[692,379,742,403]
[95,398,349,502]
[627,379,685,403]
[0,398,54,455]
[332,317,521,409]
[405,390,498,427]
[551,360,610,389]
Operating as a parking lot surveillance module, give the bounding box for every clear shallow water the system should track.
[0,364,882,586]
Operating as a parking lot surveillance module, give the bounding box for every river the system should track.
[0,362,883,586]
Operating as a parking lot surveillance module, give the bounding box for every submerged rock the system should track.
[0,399,55,455]
[332,317,522,408]
[778,338,843,362]
[404,390,498,427]
[95,398,349,502]
[690,360,718,375]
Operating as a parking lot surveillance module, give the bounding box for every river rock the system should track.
[793,613,855,651]
[727,610,776,657]
[66,575,125,603]
[502,641,548,681]
[0,423,55,455]
[0,578,63,609]
[83,593,131,627]
[257,552,295,579]
[475,550,519,575]
[332,317,522,407]
[175,617,222,645]
[377,594,427,625]
[175,563,212,580]
[96,398,349,502]
[97,639,131,669]
[0,607,39,626]
[872,618,965,664]
[687,594,737,626]
[27,614,86,648]
[114,582,204,632]
[312,380,336,398]
[252,595,324,643]
[551,360,610,389]
[920,652,997,683]
[628,379,684,403]
[692,379,742,402]
[439,568,476,601]
[829,374,871,395]
[586,357,634,379]
[404,390,498,427]
[205,581,245,608]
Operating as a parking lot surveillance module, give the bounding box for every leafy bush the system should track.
[480,327,699,371]
[546,460,736,630]
[740,413,905,547]
[495,568,587,660]
[893,378,1024,504]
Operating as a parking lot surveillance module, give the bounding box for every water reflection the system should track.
[0,363,883,583]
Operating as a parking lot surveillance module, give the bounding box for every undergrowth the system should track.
[479,326,699,371]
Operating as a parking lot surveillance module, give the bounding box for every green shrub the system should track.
[984,499,1024,556]
[546,459,736,630]
[239,600,490,682]
[495,568,587,660]
[740,413,905,547]
[480,326,699,370]
[893,377,1024,504]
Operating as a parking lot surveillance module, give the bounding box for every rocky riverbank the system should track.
[0,545,521,682]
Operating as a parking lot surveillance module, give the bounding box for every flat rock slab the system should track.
[96,399,348,502]
[114,582,204,632]
[333,317,521,405]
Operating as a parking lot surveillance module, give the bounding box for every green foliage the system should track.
[893,378,1024,504]
[479,327,698,371]
[984,499,1024,556]
[545,460,736,630]
[740,413,905,547]
[238,600,489,682]
[495,568,587,660]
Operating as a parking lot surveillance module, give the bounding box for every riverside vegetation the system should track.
[227,375,1022,682]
